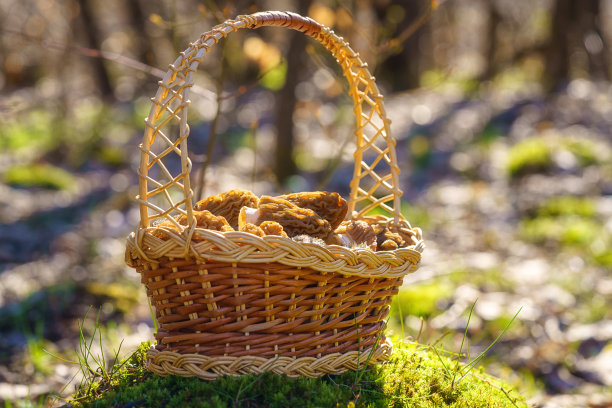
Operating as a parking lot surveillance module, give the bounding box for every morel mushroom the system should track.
[239,223,265,237]
[260,221,288,237]
[153,210,233,240]
[194,189,259,229]
[376,228,405,251]
[239,196,332,239]
[277,191,348,229]
[346,220,377,250]
[327,219,376,250]
[184,211,233,231]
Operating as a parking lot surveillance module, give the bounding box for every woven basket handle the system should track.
[138,10,404,229]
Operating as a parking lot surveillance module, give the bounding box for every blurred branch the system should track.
[375,2,436,58]
[1,29,216,101]
[316,124,352,191]
[195,41,228,201]
[337,0,438,59]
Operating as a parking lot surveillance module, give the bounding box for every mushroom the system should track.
[376,228,405,251]
[239,222,265,237]
[260,221,288,237]
[153,210,233,240]
[239,196,332,239]
[277,191,348,229]
[327,219,376,250]
[194,189,259,229]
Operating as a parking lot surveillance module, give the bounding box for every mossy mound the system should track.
[72,342,527,408]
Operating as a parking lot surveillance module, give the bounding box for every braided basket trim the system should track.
[146,340,393,380]
[126,227,424,279]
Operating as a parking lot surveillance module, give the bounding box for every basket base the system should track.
[146,339,393,380]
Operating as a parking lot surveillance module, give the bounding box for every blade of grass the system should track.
[147,297,159,333]
[430,345,452,379]
[457,307,522,383]
[458,299,477,362]
[398,298,405,340]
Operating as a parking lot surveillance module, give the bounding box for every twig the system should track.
[415,316,425,344]
[249,120,258,190]
[195,41,228,201]
[375,4,435,57]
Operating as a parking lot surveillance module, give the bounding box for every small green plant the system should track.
[535,196,596,218]
[4,163,76,190]
[506,137,552,177]
[390,282,452,320]
[25,320,53,376]
[563,138,599,166]
[520,216,601,246]
[431,300,522,397]
[46,307,131,405]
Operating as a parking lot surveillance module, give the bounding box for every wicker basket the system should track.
[125,10,424,380]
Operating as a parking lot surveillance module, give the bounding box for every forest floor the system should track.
[1,76,611,407]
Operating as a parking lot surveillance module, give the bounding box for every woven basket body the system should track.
[125,11,424,380]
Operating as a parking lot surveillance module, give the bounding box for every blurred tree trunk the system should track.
[544,0,610,92]
[125,0,156,66]
[274,0,312,186]
[544,0,572,91]
[581,0,610,80]
[78,0,114,98]
[373,0,431,91]
[479,0,502,81]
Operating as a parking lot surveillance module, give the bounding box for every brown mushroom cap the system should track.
[277,191,348,229]
[194,189,259,229]
[260,221,288,237]
[239,222,266,237]
[256,196,332,239]
[346,220,377,250]
[376,228,405,251]
[153,210,233,240]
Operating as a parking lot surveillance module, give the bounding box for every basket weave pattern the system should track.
[125,11,424,379]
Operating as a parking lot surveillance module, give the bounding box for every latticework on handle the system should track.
[138,10,404,230]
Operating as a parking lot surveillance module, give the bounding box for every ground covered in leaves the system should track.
[1,76,612,407]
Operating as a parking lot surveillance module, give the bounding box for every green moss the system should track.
[85,282,141,314]
[560,218,601,246]
[72,342,527,408]
[519,216,600,246]
[0,110,58,153]
[506,133,604,179]
[391,282,452,320]
[4,163,76,190]
[563,138,599,166]
[506,137,552,177]
[95,145,128,167]
[594,250,612,268]
[536,196,596,218]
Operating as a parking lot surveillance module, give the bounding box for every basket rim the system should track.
[146,339,393,379]
[126,221,424,280]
